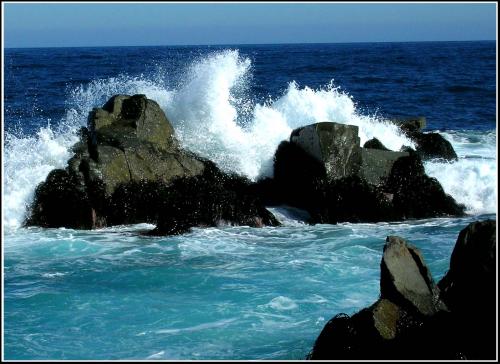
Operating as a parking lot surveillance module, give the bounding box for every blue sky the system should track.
[3,2,497,48]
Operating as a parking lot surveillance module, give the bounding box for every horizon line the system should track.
[4,39,496,50]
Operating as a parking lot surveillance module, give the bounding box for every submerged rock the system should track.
[308,220,497,360]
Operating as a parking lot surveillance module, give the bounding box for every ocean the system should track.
[3,41,497,360]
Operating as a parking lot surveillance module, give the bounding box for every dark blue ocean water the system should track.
[5,41,496,135]
[3,41,497,360]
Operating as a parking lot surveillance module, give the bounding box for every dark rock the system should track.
[320,175,395,223]
[152,162,280,235]
[26,169,94,229]
[381,236,443,316]
[390,116,457,161]
[359,148,409,186]
[390,116,427,133]
[363,137,390,151]
[308,221,497,360]
[438,220,496,359]
[290,122,362,181]
[27,94,279,233]
[271,122,462,224]
[385,153,465,218]
[439,220,496,310]
[411,132,458,161]
[272,140,327,214]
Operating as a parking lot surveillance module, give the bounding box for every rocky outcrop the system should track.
[290,122,362,181]
[26,99,464,233]
[27,94,206,229]
[384,152,465,218]
[268,121,464,224]
[380,236,444,316]
[438,220,497,359]
[152,162,279,235]
[74,94,205,195]
[308,220,496,360]
[390,115,458,161]
[26,94,278,233]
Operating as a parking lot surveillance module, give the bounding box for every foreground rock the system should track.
[26,94,278,232]
[308,220,496,360]
[265,121,464,223]
[438,220,497,359]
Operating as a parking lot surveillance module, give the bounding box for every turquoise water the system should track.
[4,214,494,360]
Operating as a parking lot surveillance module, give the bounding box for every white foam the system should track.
[266,206,309,226]
[162,50,413,179]
[154,318,237,335]
[267,296,298,311]
[41,272,66,278]
[424,131,497,215]
[3,127,78,229]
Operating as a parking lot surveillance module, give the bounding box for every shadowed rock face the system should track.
[152,162,280,236]
[308,220,496,360]
[384,153,465,218]
[438,220,497,359]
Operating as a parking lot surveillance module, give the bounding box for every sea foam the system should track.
[3,50,496,228]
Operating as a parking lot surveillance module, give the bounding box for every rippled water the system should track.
[4,214,494,360]
[3,41,497,359]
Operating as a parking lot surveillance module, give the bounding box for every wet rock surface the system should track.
[27,100,464,234]
[26,95,276,232]
[308,220,496,360]
[268,121,464,224]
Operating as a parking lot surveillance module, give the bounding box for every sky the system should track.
[3,2,497,48]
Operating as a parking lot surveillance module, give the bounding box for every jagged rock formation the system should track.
[263,121,464,224]
[390,116,458,161]
[26,94,278,232]
[26,97,464,234]
[308,220,496,360]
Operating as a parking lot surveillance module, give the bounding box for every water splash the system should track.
[3,50,496,228]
